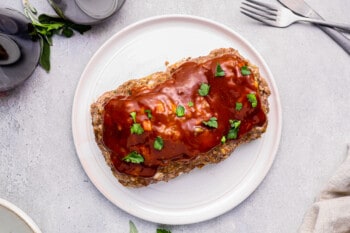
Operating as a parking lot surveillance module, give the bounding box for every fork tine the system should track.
[245,0,278,11]
[240,8,274,26]
[241,2,277,16]
[240,6,276,21]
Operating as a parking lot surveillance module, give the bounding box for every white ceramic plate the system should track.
[72,15,282,225]
[0,198,42,233]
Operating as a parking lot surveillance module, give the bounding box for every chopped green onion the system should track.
[144,109,152,119]
[247,93,258,108]
[154,136,164,150]
[221,136,226,144]
[130,111,137,123]
[123,151,144,164]
[130,123,144,135]
[240,65,251,76]
[215,63,225,77]
[202,117,218,128]
[227,120,241,139]
[176,105,185,117]
[198,83,210,96]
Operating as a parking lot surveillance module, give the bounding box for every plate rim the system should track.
[72,14,282,224]
[0,198,42,233]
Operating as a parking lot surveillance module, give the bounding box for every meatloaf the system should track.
[91,48,270,187]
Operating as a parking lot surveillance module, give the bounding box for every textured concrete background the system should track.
[1,0,350,232]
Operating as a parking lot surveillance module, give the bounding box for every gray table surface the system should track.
[1,0,350,232]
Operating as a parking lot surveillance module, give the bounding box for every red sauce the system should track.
[102,54,267,177]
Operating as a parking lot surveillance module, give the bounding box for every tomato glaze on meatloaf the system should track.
[91,48,270,187]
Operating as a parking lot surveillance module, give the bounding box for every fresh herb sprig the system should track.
[23,0,91,72]
[129,220,171,233]
[129,220,138,233]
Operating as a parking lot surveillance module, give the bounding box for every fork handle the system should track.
[318,27,350,55]
[293,5,350,55]
[300,17,350,33]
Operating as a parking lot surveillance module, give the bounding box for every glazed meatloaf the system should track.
[91,48,270,187]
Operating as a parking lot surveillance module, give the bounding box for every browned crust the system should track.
[91,48,271,187]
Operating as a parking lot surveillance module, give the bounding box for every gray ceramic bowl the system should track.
[0,33,21,65]
[0,8,40,92]
[48,0,126,25]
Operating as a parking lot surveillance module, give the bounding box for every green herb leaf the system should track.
[198,83,210,96]
[176,105,185,117]
[129,220,138,233]
[227,120,241,140]
[247,93,258,108]
[130,112,137,123]
[144,109,152,119]
[202,117,218,128]
[188,101,194,107]
[37,14,91,34]
[230,119,241,129]
[215,63,225,77]
[235,102,243,111]
[69,23,92,34]
[24,2,91,72]
[240,66,251,76]
[154,136,164,151]
[130,112,144,134]
[39,37,51,72]
[62,27,73,37]
[130,123,144,135]
[227,128,238,139]
[32,21,65,35]
[221,136,226,144]
[157,229,171,233]
[123,151,144,164]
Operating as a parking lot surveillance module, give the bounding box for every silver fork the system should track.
[240,0,350,32]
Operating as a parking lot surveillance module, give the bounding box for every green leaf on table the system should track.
[62,27,74,37]
[68,23,92,34]
[157,229,171,233]
[129,220,138,233]
[39,37,51,72]
[38,14,91,34]
[24,2,92,72]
